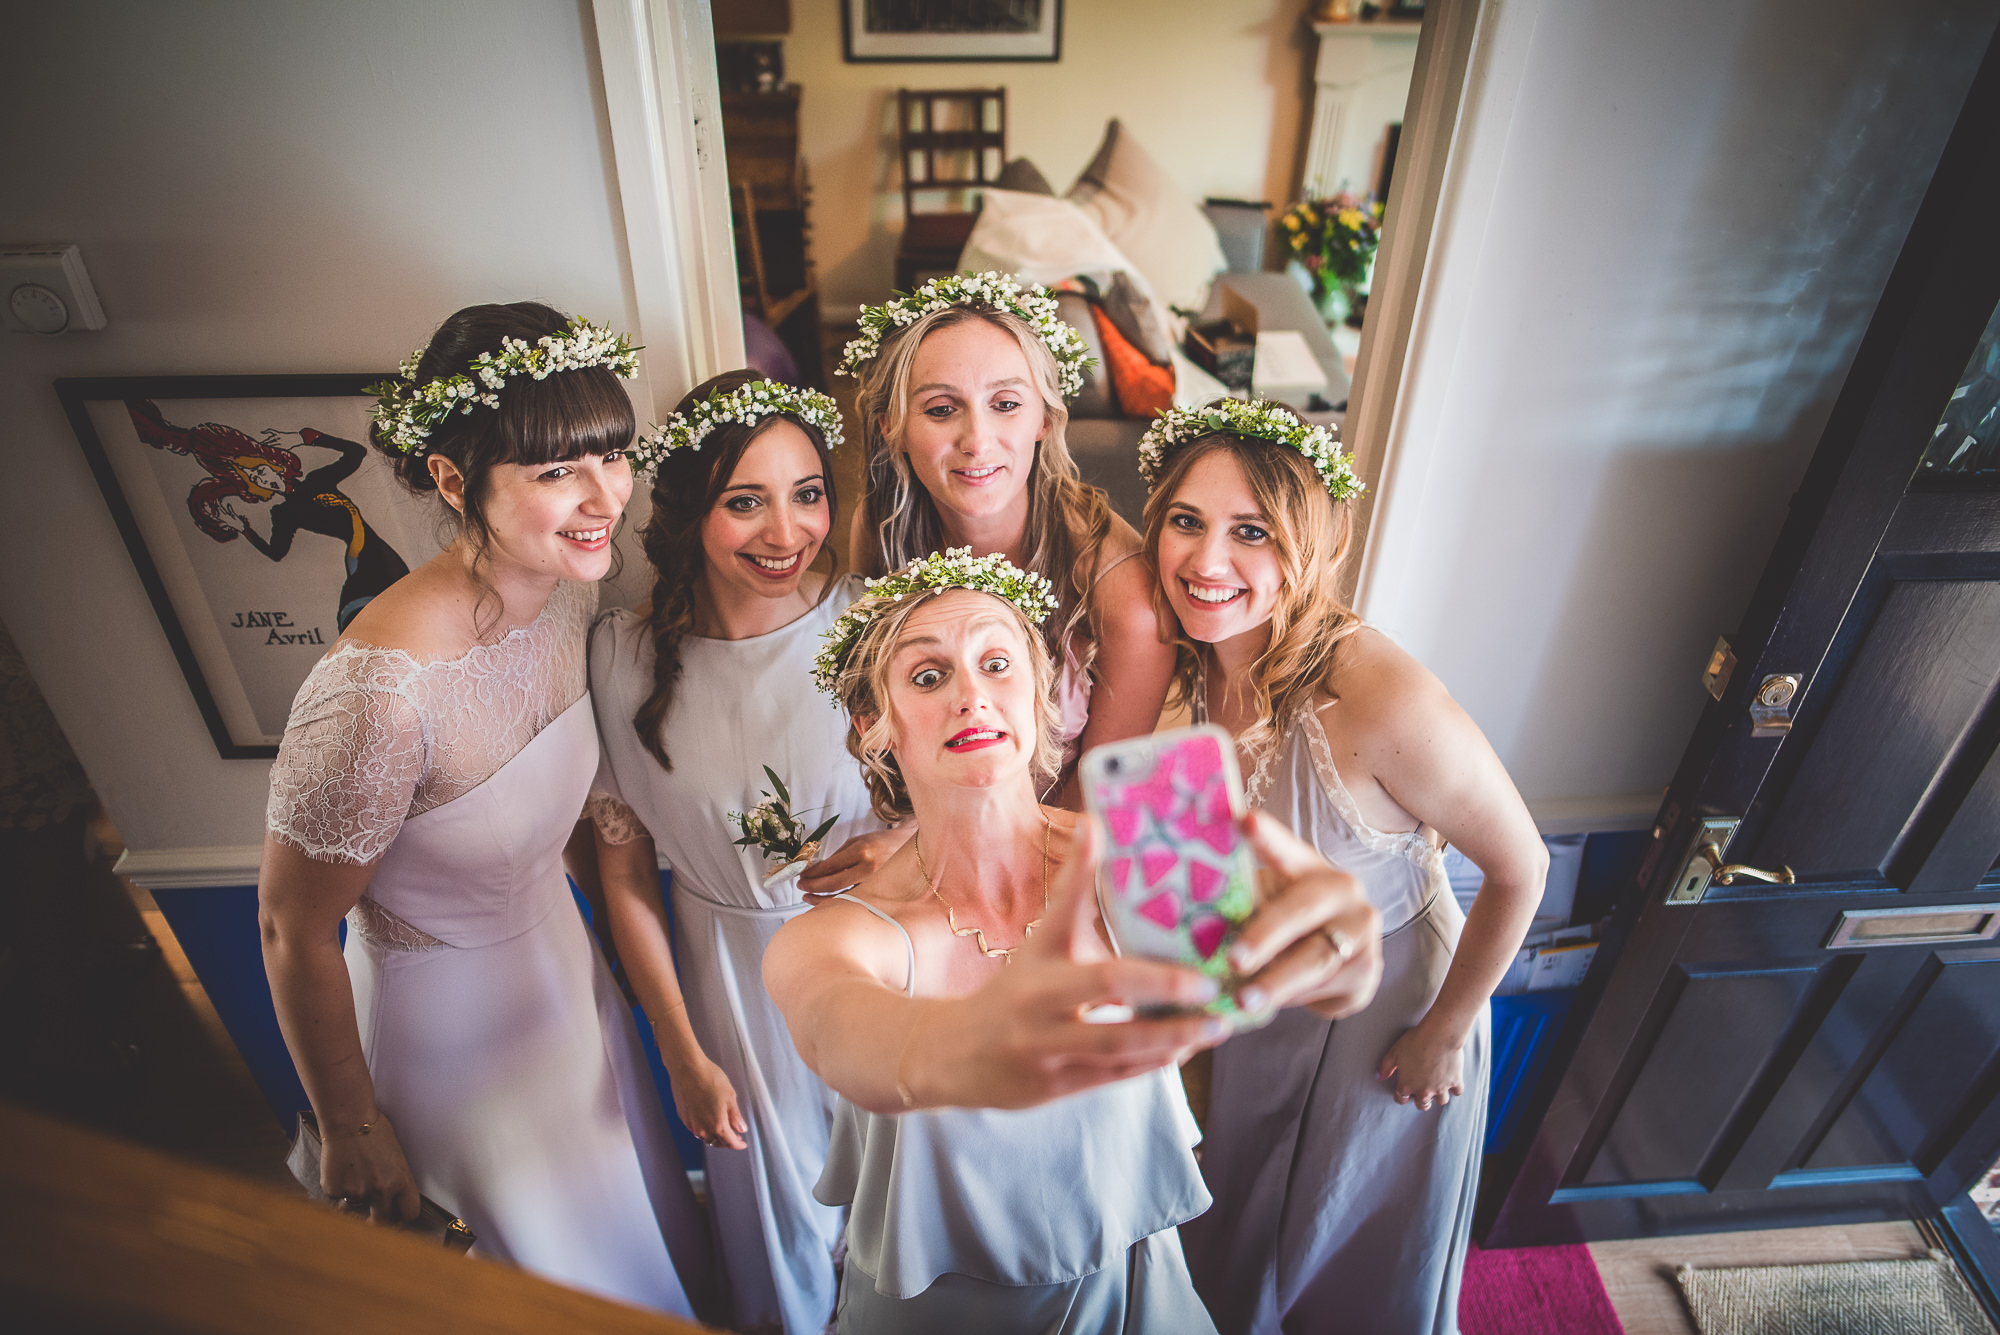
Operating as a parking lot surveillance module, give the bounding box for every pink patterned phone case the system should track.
[1081,725,1263,1023]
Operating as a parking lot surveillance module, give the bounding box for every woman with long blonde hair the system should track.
[843,273,1173,803]
[1139,401,1548,1335]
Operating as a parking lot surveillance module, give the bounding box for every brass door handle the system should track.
[1700,843,1795,886]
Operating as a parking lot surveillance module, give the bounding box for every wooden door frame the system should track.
[1340,0,1498,612]
[1480,26,2000,1246]
[591,0,747,420]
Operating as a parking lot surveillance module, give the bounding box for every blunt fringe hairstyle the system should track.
[371,301,636,625]
[852,305,1115,680]
[831,587,1061,823]
[632,369,840,771]
[1140,432,1362,762]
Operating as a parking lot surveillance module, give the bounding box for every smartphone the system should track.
[1079,725,1266,1026]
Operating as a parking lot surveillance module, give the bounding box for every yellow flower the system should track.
[1302,206,1319,225]
[1338,208,1366,229]
[1282,214,1301,230]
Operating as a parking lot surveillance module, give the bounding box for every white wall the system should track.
[1360,0,1996,828]
[0,1,654,855]
[781,0,1320,314]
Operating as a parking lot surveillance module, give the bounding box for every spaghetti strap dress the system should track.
[808,891,1220,1335]
[264,579,715,1317]
[585,575,879,1335]
[1179,698,1489,1335]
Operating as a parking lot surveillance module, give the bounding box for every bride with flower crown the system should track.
[257,303,715,1317]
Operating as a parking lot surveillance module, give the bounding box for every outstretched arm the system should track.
[298,428,365,485]
[766,823,1226,1115]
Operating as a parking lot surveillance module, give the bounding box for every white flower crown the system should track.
[367,317,641,456]
[836,271,1093,400]
[1137,399,1366,502]
[630,379,844,476]
[812,547,1059,698]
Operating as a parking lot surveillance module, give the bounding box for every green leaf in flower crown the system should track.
[764,766,791,806]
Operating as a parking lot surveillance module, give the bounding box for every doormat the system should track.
[1675,1250,1993,1335]
[1460,1242,1625,1334]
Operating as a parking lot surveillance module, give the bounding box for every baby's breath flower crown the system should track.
[366,317,641,457]
[836,271,1093,400]
[629,380,844,476]
[1137,399,1365,502]
[812,547,1060,699]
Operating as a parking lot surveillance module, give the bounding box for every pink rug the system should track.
[1459,1242,1625,1335]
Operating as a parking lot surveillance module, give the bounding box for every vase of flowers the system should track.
[1279,192,1383,327]
[729,767,840,893]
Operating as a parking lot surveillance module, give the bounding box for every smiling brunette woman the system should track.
[762,551,1383,1334]
[583,370,907,1335]
[1139,401,1548,1335]
[257,303,714,1318]
[843,274,1175,805]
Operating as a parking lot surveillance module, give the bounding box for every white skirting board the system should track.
[115,845,264,890]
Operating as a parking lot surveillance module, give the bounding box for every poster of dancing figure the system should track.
[58,375,443,758]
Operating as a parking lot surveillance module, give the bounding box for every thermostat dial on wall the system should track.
[10,283,70,334]
[0,243,106,333]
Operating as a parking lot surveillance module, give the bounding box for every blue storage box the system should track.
[1485,989,1576,1155]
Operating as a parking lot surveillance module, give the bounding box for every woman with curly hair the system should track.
[762,550,1383,1332]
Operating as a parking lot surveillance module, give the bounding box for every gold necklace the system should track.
[913,809,1051,963]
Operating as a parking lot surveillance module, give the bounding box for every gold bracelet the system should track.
[894,1013,926,1111]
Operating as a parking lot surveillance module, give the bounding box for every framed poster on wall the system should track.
[55,375,443,759]
[843,0,1062,63]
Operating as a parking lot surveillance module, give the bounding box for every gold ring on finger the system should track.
[1322,926,1356,962]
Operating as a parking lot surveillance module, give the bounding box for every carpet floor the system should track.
[1462,1242,1627,1335]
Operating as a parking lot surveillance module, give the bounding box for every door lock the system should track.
[1750,674,1802,737]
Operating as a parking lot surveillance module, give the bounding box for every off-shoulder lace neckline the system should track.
[328,581,580,671]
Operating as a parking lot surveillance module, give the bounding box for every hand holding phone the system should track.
[1079,725,1267,1027]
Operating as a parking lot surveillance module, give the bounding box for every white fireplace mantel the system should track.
[1302,20,1423,200]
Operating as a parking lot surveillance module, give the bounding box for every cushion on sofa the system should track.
[994,157,1057,196]
[1068,120,1227,312]
[1054,292,1118,421]
[1089,303,1175,419]
[958,188,1177,364]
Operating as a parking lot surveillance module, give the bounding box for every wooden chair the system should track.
[893,88,1006,292]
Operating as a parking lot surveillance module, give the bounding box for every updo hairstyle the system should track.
[830,587,1061,823]
[373,300,636,538]
[632,369,841,771]
[1139,430,1361,760]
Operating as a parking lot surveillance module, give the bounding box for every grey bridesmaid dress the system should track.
[1181,699,1490,1335]
[814,893,1222,1335]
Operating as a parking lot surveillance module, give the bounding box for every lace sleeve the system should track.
[585,791,652,845]
[266,653,428,864]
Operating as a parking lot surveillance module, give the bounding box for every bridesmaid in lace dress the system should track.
[584,370,906,1335]
[257,302,715,1317]
[1138,402,1548,1335]
[842,274,1174,803]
